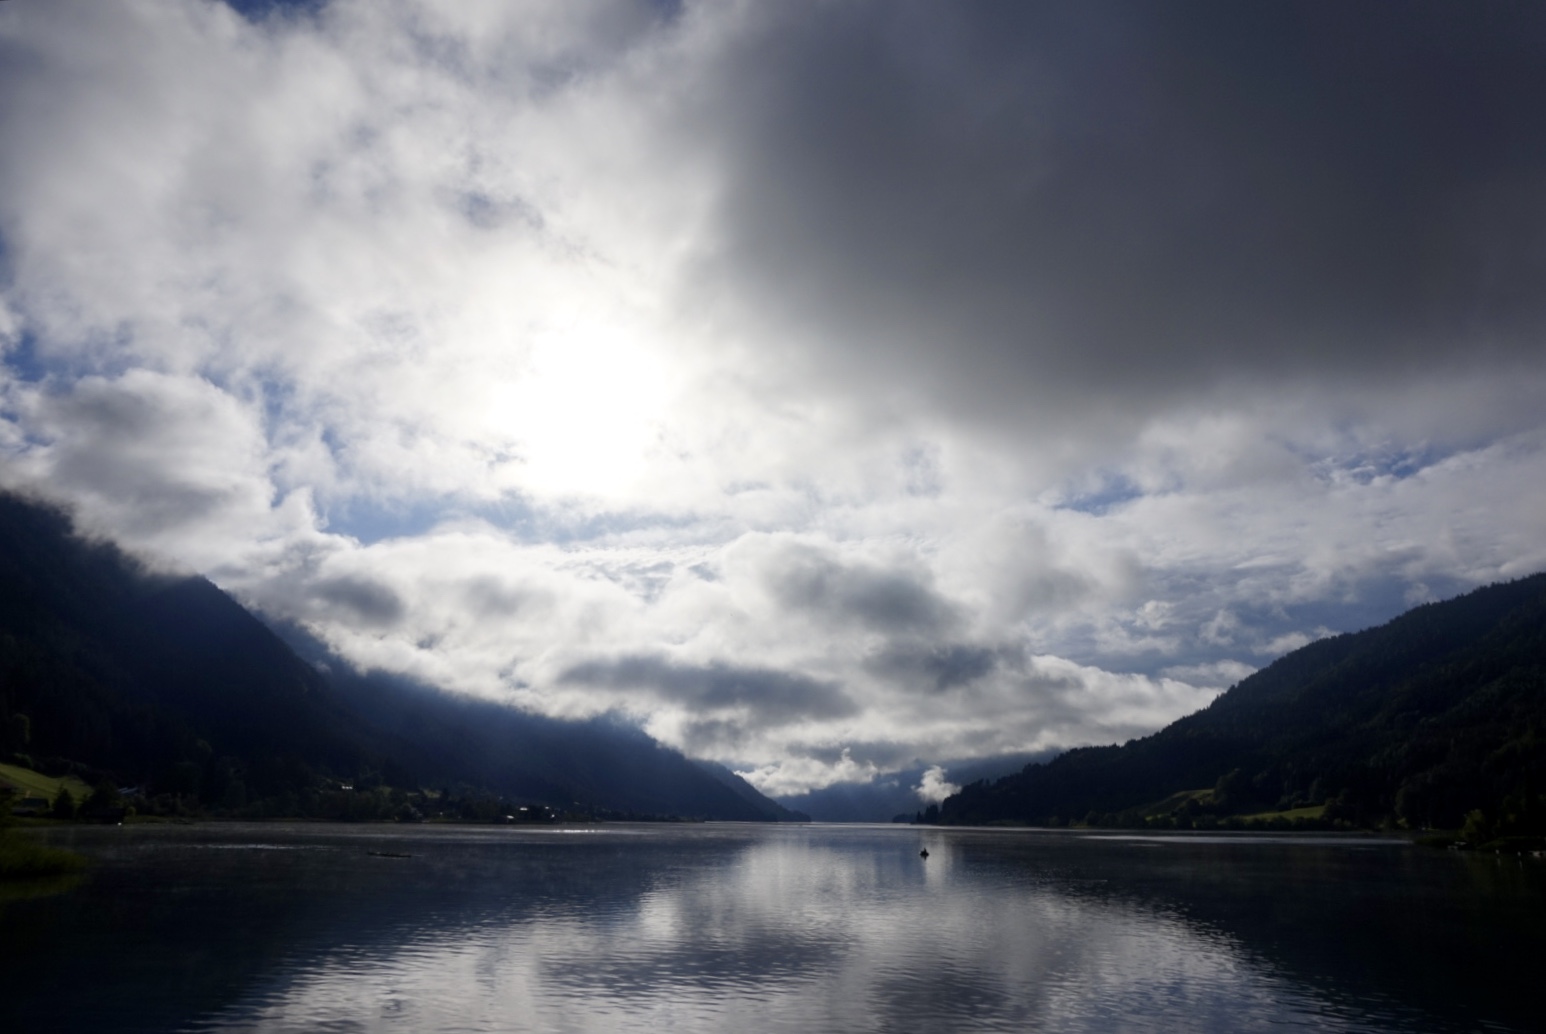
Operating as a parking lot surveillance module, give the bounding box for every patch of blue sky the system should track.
[2,331,49,384]
[644,0,685,24]
[1214,573,1445,644]
[252,374,301,442]
[1051,567,1477,684]
[1370,444,1449,480]
[222,0,328,23]
[1303,441,1452,486]
[1295,571,1471,631]
[320,496,463,545]
[456,191,544,233]
[0,352,65,457]
[1054,472,1144,516]
[1,236,34,382]
[4,321,142,383]
[321,490,702,548]
[521,504,706,546]
[1254,577,1462,647]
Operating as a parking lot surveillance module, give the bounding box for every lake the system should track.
[3,822,1542,1032]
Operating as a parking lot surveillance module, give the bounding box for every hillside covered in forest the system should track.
[940,573,1546,837]
[0,491,802,823]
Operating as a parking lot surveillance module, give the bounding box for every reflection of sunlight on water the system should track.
[181,828,1429,1033]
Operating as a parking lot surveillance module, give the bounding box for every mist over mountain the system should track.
[941,575,1546,833]
[269,619,804,821]
[774,753,1054,823]
[0,490,799,821]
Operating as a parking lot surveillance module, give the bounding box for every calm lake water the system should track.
[3,822,1543,1033]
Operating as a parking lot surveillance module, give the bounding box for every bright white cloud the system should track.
[915,765,959,805]
[1,0,1544,794]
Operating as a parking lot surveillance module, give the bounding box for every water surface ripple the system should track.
[4,823,1541,1032]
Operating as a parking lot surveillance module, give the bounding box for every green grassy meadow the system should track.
[0,761,93,807]
[1240,804,1328,822]
[0,761,92,878]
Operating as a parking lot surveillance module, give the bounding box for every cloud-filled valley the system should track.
[2,0,1544,798]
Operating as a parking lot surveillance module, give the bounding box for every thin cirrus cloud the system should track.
[0,0,1543,795]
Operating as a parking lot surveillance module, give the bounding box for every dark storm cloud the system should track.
[560,654,858,722]
[866,642,1000,692]
[675,716,749,755]
[764,546,956,633]
[313,575,406,627]
[690,1,1546,424]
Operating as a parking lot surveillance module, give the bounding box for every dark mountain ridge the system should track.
[0,490,800,821]
[270,622,803,822]
[941,573,1546,832]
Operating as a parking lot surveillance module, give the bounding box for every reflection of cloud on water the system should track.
[187,830,1381,1034]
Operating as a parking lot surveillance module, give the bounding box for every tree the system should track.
[80,781,122,821]
[1461,809,1494,846]
[1213,769,1247,811]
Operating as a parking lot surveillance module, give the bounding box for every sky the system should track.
[2,0,1544,800]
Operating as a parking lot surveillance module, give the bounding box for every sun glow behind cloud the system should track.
[494,320,675,498]
[1,0,1545,796]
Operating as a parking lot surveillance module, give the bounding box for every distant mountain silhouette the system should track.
[0,490,800,821]
[941,574,1546,832]
[773,753,1054,823]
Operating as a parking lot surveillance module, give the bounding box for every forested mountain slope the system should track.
[274,625,804,822]
[940,574,1546,831]
[0,492,367,799]
[0,491,799,821]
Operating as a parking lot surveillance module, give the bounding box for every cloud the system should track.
[681,2,1546,438]
[736,748,880,800]
[312,574,406,628]
[754,539,957,634]
[0,1,1544,794]
[560,654,857,724]
[914,765,959,806]
[866,643,999,693]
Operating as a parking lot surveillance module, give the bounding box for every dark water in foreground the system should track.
[3,823,1542,1033]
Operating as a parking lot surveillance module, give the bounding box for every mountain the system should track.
[0,490,797,821]
[773,753,1054,823]
[0,492,370,800]
[271,623,806,822]
[940,574,1546,833]
[693,759,810,823]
